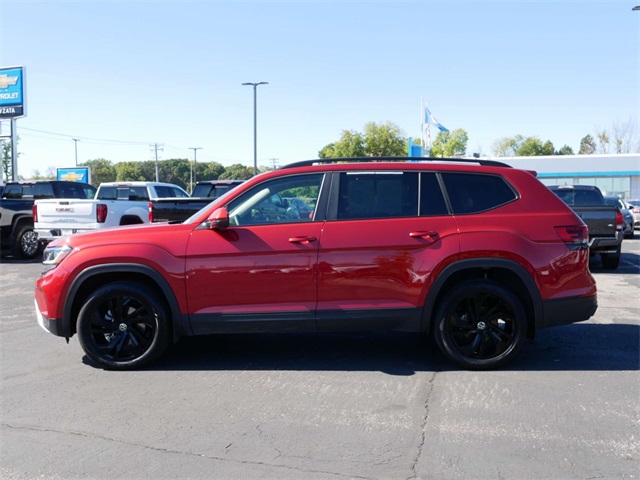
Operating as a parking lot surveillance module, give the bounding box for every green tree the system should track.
[81,158,117,186]
[318,130,365,158]
[219,164,254,180]
[514,137,554,156]
[363,121,407,156]
[596,129,610,154]
[116,161,151,181]
[430,129,469,157]
[199,161,225,181]
[578,135,597,154]
[1,138,20,182]
[491,135,524,157]
[555,145,574,155]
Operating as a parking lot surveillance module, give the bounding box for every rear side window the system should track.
[337,172,419,220]
[441,173,517,214]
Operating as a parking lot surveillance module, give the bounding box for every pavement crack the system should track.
[2,422,371,479]
[408,371,437,480]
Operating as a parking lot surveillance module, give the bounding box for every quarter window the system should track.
[441,173,517,214]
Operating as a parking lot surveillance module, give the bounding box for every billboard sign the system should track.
[57,167,91,184]
[0,66,26,119]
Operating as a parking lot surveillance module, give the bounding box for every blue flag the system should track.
[424,107,449,133]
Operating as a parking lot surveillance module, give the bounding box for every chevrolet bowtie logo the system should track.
[0,75,19,89]
[61,172,84,182]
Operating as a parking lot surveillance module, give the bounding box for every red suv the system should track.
[35,158,597,370]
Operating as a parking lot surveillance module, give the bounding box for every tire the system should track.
[433,280,527,370]
[77,281,171,370]
[601,246,621,270]
[12,225,40,259]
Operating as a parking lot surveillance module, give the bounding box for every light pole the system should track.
[241,81,268,175]
[189,147,202,193]
[72,138,80,166]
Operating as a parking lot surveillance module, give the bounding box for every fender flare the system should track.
[421,258,543,333]
[62,263,190,341]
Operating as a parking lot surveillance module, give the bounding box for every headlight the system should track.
[42,244,73,273]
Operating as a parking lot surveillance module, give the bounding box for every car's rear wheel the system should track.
[77,281,170,370]
[600,246,621,270]
[433,280,527,370]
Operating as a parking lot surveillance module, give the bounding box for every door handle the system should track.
[409,231,439,239]
[289,236,317,244]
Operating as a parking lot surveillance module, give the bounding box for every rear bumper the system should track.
[541,294,598,328]
[589,232,623,252]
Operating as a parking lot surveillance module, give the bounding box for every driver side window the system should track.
[227,174,324,226]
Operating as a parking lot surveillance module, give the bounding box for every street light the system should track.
[72,138,80,166]
[189,147,202,193]
[241,81,268,175]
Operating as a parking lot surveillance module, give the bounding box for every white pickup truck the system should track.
[34,181,189,244]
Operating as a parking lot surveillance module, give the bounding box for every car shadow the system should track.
[132,323,639,374]
[589,251,640,274]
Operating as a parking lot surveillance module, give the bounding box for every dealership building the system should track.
[495,154,640,201]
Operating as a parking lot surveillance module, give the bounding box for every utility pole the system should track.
[268,157,279,169]
[241,82,268,175]
[150,143,164,182]
[189,147,202,193]
[72,138,80,166]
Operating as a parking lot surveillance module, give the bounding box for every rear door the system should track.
[316,170,459,331]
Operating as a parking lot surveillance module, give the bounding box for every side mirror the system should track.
[207,207,230,230]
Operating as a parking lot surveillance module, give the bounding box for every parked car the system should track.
[603,195,634,239]
[150,180,244,223]
[35,157,597,371]
[34,181,189,244]
[548,185,624,269]
[283,197,313,218]
[626,199,640,229]
[0,180,96,258]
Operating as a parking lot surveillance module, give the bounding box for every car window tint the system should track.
[227,174,324,226]
[130,187,150,200]
[34,183,55,199]
[420,173,448,216]
[337,172,418,220]
[442,173,516,214]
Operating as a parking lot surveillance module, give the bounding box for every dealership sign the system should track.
[0,66,26,118]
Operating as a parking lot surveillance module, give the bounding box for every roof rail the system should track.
[280,156,512,169]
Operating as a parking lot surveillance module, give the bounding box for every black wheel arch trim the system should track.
[62,263,189,341]
[422,258,542,333]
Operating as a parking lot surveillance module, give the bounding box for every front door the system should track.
[185,173,326,334]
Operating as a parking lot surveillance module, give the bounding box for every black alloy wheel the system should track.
[434,280,527,370]
[77,281,170,370]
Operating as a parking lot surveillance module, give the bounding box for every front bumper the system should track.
[35,299,65,337]
[541,294,598,329]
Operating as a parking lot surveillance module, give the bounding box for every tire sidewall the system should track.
[77,282,170,370]
[434,280,527,370]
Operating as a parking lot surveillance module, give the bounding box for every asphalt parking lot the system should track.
[1,240,638,479]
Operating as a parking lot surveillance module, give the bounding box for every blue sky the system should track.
[1,0,638,178]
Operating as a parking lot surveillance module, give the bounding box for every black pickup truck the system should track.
[548,185,624,269]
[0,180,96,258]
[150,180,244,223]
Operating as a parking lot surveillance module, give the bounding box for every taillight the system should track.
[554,225,588,250]
[32,204,38,222]
[96,204,108,223]
[615,210,623,231]
[148,201,153,223]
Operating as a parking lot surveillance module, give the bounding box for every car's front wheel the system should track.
[77,281,171,370]
[433,280,527,370]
